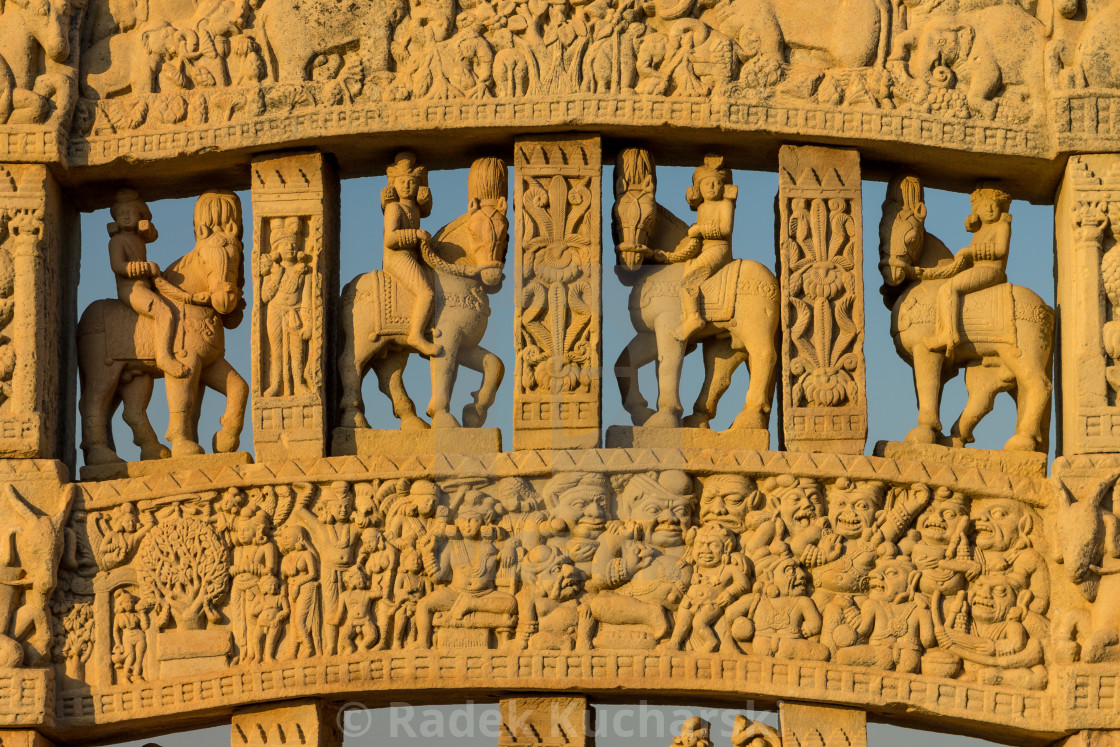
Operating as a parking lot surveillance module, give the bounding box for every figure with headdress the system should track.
[666,156,737,342]
[381,151,442,357]
[106,189,186,378]
[515,544,583,651]
[915,186,1012,356]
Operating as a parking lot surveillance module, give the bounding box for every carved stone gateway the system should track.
[9,0,1120,743]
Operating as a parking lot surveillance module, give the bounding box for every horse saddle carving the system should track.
[373,270,412,337]
[638,260,741,323]
[898,282,1017,346]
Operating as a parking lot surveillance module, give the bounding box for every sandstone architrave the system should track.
[251,151,340,462]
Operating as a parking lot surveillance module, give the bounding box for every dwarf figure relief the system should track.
[514,544,583,651]
[730,548,830,661]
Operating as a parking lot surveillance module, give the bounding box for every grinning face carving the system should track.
[827,480,882,540]
[972,499,1024,553]
[968,574,1016,624]
[916,488,968,545]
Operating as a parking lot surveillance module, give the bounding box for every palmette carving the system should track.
[778,146,866,454]
[513,137,601,449]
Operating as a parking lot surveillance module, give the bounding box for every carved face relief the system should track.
[968,575,1015,624]
[774,482,821,533]
[868,558,913,602]
[699,477,753,529]
[627,489,691,548]
[699,175,723,202]
[774,557,809,597]
[538,553,581,602]
[973,500,1022,553]
[828,483,878,540]
[550,485,609,539]
[917,492,968,546]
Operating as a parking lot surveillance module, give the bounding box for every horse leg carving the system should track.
[648,321,685,428]
[950,364,1009,448]
[78,359,127,465]
[339,333,372,429]
[427,347,461,429]
[460,345,504,428]
[616,333,657,426]
[202,359,249,454]
[374,349,427,430]
[684,335,745,429]
[165,367,205,456]
[119,374,170,460]
[1002,347,1053,452]
[906,346,945,443]
[736,322,777,431]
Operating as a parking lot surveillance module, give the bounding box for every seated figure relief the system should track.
[612,148,779,432]
[339,153,509,432]
[51,467,1057,693]
[879,176,1054,453]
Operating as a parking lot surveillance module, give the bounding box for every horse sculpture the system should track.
[878,176,1054,452]
[77,191,249,465]
[0,0,73,124]
[613,149,778,431]
[338,157,508,431]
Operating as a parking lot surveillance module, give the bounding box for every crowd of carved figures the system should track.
[28,0,1120,136]
[39,469,1075,692]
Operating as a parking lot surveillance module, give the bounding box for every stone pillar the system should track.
[499,696,592,747]
[779,702,867,747]
[1054,155,1120,456]
[776,145,867,454]
[0,164,78,465]
[513,135,602,450]
[250,151,339,462]
[232,700,342,747]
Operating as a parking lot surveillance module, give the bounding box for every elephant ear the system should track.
[954,23,977,59]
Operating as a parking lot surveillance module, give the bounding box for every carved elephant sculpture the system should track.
[1055,0,1120,89]
[719,0,887,69]
[0,0,73,124]
[895,5,1047,118]
[256,0,407,82]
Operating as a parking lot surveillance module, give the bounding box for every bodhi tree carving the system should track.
[137,516,230,630]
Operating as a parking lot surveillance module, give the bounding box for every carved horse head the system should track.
[878,175,927,288]
[464,156,509,289]
[163,191,245,323]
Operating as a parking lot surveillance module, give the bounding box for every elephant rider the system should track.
[667,155,737,342]
[380,151,442,357]
[917,187,1012,357]
[106,189,187,378]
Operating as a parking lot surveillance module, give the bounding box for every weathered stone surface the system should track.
[605,426,769,451]
[251,151,339,462]
[499,697,590,747]
[331,426,502,457]
[232,700,342,747]
[1055,155,1120,456]
[513,135,601,450]
[0,166,77,463]
[777,145,866,455]
[876,441,1048,478]
[779,703,866,747]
